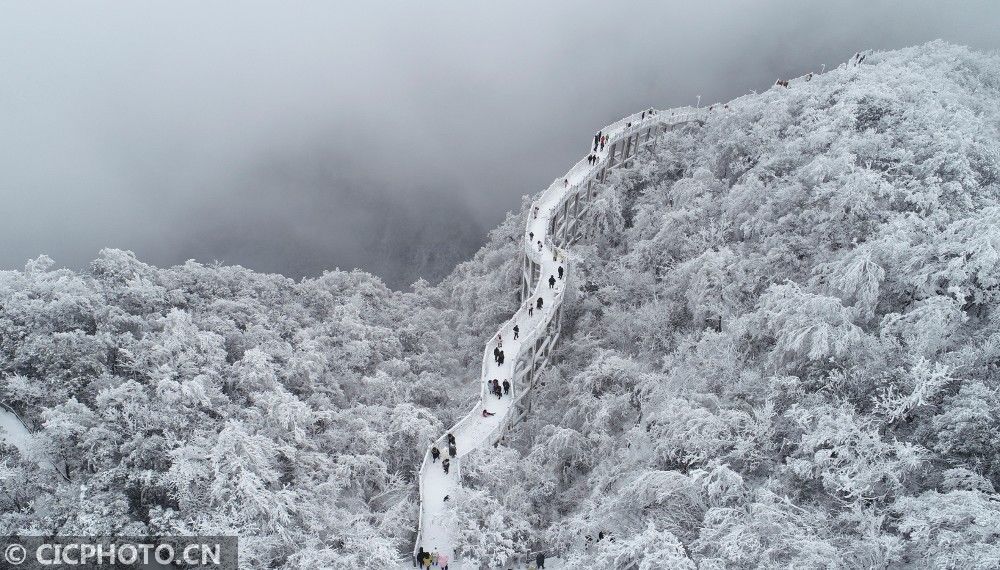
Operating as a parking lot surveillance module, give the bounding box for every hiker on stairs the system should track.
[549,275,556,289]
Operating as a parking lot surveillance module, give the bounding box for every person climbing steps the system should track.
[549,275,556,288]
[558,265,564,279]
[513,324,519,340]
[442,458,450,474]
[431,446,440,463]
[503,379,510,395]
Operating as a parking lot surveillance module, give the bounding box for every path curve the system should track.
[413,105,707,567]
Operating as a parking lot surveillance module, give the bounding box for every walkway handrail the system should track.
[413,103,710,561]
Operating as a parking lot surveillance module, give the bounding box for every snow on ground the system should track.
[0,408,30,451]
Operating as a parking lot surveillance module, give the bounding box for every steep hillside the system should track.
[1,41,998,569]
[453,42,1000,568]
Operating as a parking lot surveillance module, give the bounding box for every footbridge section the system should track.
[412,105,705,567]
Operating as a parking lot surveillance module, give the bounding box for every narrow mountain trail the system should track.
[413,106,706,568]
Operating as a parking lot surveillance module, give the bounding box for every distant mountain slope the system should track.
[451,41,1000,567]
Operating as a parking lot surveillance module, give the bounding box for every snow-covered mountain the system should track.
[1,41,999,568]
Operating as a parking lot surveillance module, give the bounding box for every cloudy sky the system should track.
[1,1,997,288]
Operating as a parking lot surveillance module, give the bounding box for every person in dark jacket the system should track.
[498,350,505,365]
[537,297,543,310]
[502,379,510,395]
[431,446,440,462]
[536,552,545,568]
[442,458,450,474]
[414,547,424,568]
[448,442,456,458]
[494,346,500,364]
[548,275,556,288]
[447,433,456,446]
[513,324,519,340]
[558,265,564,279]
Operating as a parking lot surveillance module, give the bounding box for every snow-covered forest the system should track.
[2,41,1000,568]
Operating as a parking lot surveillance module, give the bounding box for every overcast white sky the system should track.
[1,1,997,287]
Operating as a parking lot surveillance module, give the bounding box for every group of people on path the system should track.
[414,547,448,570]
[594,131,607,152]
[415,547,542,569]
[493,333,506,366]
[587,153,598,165]
[490,378,510,399]
[430,433,457,475]
[527,293,544,316]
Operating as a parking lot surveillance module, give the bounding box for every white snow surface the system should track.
[0,408,31,452]
[414,106,705,567]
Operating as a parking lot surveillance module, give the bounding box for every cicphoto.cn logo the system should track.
[0,536,238,569]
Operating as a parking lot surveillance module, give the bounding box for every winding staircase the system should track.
[413,106,707,566]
